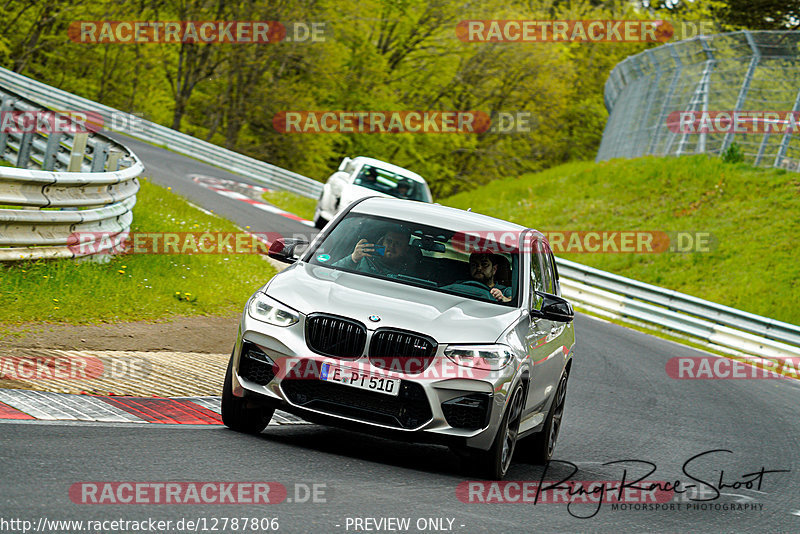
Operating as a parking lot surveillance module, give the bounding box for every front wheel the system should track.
[525,372,568,464]
[221,353,274,434]
[313,204,328,229]
[470,382,525,480]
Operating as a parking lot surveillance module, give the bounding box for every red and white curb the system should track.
[191,174,315,227]
[0,389,309,425]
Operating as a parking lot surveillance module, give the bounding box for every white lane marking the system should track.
[0,389,312,425]
[791,510,800,516]
[191,174,315,227]
[0,389,143,423]
[190,175,269,193]
[180,396,310,425]
[186,397,221,414]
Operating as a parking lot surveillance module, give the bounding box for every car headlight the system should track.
[247,293,300,327]
[444,344,514,371]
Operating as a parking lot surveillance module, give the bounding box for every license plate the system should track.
[320,362,400,396]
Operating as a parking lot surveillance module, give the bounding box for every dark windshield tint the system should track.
[306,214,518,306]
[352,165,431,202]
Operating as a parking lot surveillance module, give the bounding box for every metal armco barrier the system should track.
[0,66,322,199]
[0,86,143,261]
[597,30,800,171]
[557,258,800,362]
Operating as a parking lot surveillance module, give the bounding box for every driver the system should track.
[334,227,419,276]
[358,167,379,186]
[395,179,412,199]
[443,253,512,302]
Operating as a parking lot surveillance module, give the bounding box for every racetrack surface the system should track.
[3,139,798,532]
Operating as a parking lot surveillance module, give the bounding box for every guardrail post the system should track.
[676,38,715,156]
[16,131,33,168]
[91,142,109,172]
[67,132,88,171]
[0,95,13,157]
[657,45,684,156]
[755,132,770,166]
[773,88,800,168]
[106,150,122,171]
[636,49,661,157]
[42,132,62,171]
[720,31,760,155]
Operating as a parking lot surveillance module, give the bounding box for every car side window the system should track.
[538,241,555,295]
[530,239,544,310]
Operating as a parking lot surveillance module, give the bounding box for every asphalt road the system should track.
[2,139,799,533]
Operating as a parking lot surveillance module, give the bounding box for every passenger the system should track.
[334,228,419,276]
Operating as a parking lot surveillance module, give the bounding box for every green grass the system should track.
[444,155,800,326]
[261,189,317,221]
[0,178,277,324]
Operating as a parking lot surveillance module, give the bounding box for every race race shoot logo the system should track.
[666,356,800,380]
[0,354,152,381]
[667,111,800,134]
[0,110,103,134]
[68,21,327,44]
[273,111,492,134]
[456,20,714,43]
[456,480,674,517]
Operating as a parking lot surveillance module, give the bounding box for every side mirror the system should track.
[338,157,352,172]
[532,292,574,323]
[268,237,309,264]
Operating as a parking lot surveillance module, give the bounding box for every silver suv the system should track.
[223,197,575,479]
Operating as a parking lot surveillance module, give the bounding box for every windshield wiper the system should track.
[392,274,437,287]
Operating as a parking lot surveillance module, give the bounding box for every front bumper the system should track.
[232,310,520,450]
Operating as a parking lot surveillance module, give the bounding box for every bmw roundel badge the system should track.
[368,315,381,322]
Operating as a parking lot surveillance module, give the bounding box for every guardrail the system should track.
[0,87,143,261]
[557,258,800,362]
[0,66,322,199]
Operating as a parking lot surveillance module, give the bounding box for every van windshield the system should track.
[352,165,431,202]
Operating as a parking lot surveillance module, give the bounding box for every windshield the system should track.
[352,165,431,202]
[306,214,519,306]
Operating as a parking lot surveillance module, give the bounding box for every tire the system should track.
[313,213,327,230]
[525,372,568,464]
[221,353,274,434]
[470,381,525,480]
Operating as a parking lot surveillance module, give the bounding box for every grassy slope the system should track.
[444,155,800,325]
[261,189,317,221]
[0,178,276,324]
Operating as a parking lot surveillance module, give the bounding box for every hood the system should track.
[264,263,522,344]
[341,185,391,206]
